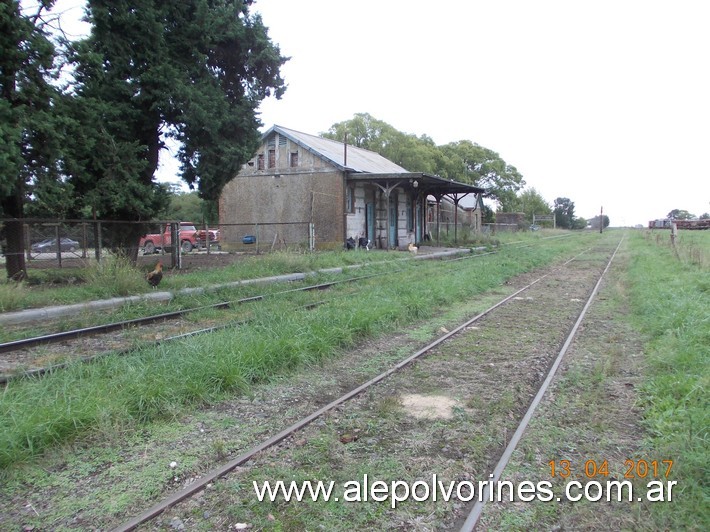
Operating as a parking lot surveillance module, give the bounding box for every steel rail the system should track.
[0,276,383,355]
[0,245,498,355]
[0,250,499,384]
[458,236,624,531]
[0,300,327,385]
[111,247,591,532]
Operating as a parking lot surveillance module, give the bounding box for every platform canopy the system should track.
[346,172,485,197]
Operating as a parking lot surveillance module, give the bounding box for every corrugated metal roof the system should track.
[266,125,410,174]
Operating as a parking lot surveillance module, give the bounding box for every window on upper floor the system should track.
[257,154,264,170]
[290,151,299,168]
[268,149,276,169]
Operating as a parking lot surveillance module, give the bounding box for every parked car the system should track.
[139,223,200,254]
[31,237,80,253]
[139,223,221,254]
[196,228,221,249]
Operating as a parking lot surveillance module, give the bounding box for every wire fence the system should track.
[0,218,315,272]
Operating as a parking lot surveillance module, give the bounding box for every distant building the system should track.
[219,125,485,249]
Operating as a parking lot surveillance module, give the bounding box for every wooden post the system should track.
[81,222,88,258]
[95,221,102,263]
[55,225,62,268]
[171,222,180,269]
[204,222,210,255]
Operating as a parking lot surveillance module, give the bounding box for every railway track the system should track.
[0,276,373,383]
[1,239,570,384]
[104,237,622,531]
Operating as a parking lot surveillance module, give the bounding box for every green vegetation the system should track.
[0,249,405,313]
[324,113,525,207]
[2,1,287,278]
[0,232,592,469]
[8,229,706,529]
[458,229,707,530]
[628,230,709,529]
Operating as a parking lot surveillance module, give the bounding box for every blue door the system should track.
[389,195,398,248]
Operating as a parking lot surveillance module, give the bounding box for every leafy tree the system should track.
[0,0,67,279]
[506,187,551,222]
[553,197,576,229]
[700,212,710,220]
[436,141,524,208]
[481,204,495,224]
[64,0,287,256]
[163,188,217,225]
[588,214,610,230]
[324,113,440,174]
[666,209,696,220]
[571,217,587,230]
[324,114,525,205]
[2,0,287,274]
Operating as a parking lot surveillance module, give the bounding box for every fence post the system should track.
[95,221,102,262]
[255,223,259,254]
[309,223,315,251]
[204,222,210,255]
[81,222,88,258]
[171,222,180,269]
[55,225,62,268]
[24,224,31,262]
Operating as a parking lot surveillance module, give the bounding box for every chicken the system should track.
[146,261,163,288]
[408,242,418,255]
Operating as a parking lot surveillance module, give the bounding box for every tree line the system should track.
[2,2,599,281]
[324,114,597,230]
[1,0,287,279]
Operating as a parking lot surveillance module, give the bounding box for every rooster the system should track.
[408,242,418,255]
[146,261,163,288]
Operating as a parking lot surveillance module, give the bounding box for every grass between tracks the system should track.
[0,231,591,470]
[479,230,708,531]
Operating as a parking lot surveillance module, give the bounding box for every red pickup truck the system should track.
[139,223,220,254]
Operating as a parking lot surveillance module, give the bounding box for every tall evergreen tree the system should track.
[1,0,65,279]
[66,0,287,255]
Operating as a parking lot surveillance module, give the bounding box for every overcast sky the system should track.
[48,0,710,226]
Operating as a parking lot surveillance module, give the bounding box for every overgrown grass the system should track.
[0,280,27,312]
[627,230,709,530]
[0,249,424,312]
[83,255,148,297]
[0,231,598,469]
[1,231,580,312]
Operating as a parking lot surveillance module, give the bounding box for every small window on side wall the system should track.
[268,149,276,168]
[257,154,264,170]
[346,186,355,213]
[290,152,298,167]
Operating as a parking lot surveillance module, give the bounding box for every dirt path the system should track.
[1,238,644,530]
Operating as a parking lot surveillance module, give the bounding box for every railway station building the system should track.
[218,125,485,250]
